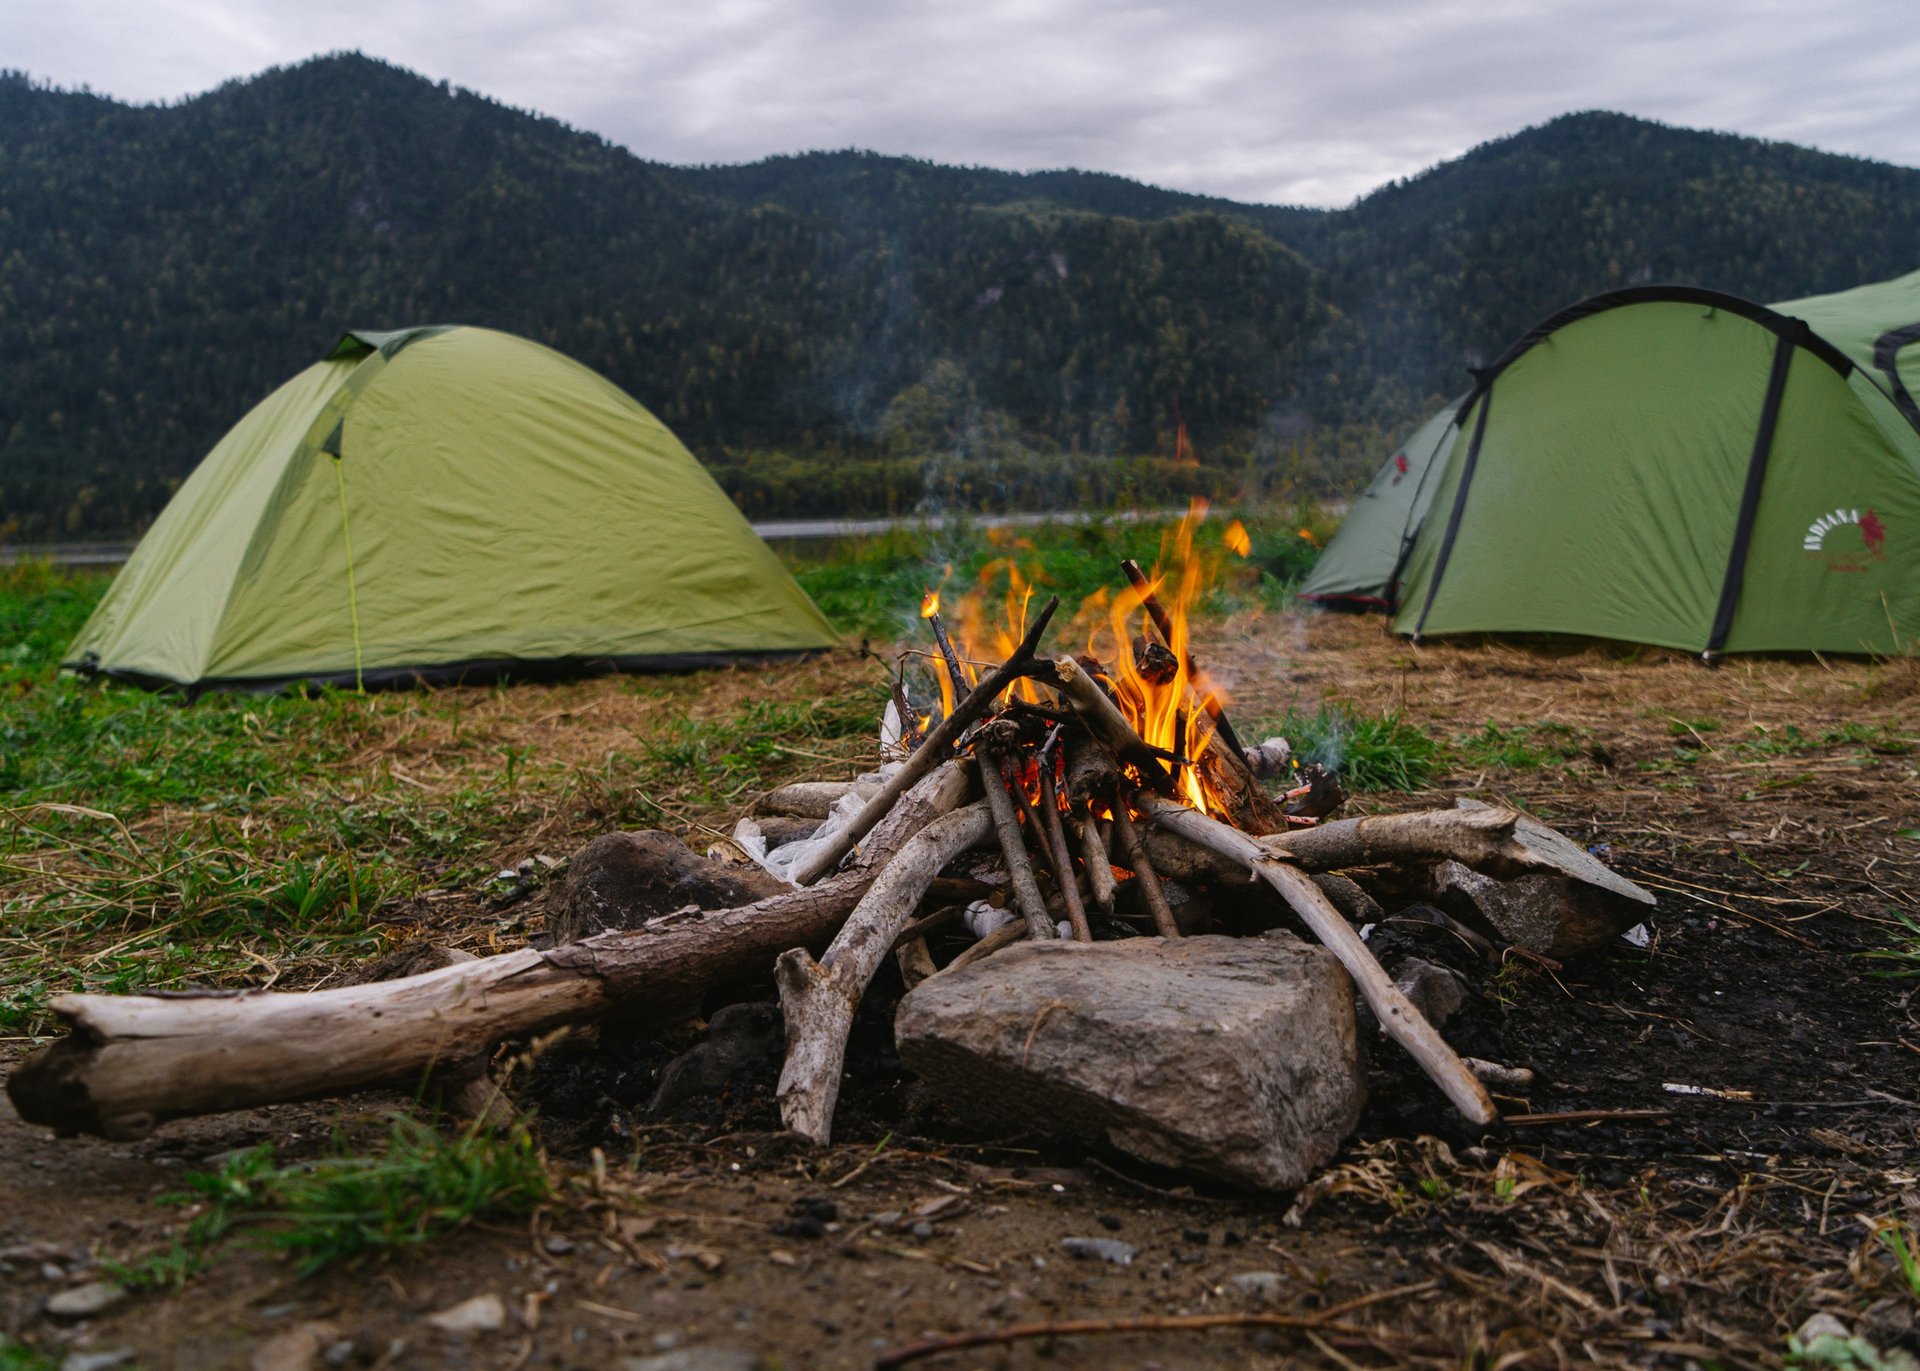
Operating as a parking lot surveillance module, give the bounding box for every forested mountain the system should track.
[4,53,1919,538]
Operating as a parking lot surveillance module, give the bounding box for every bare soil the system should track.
[6,612,1919,1370]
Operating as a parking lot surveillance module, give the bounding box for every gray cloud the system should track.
[10,0,1919,205]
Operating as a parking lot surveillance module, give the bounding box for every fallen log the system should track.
[1138,795,1497,1128]
[775,800,994,1144]
[7,765,974,1141]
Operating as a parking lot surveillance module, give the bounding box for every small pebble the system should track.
[543,1235,575,1256]
[1795,1313,1851,1345]
[908,1222,934,1240]
[425,1293,506,1334]
[1061,1237,1135,1266]
[1230,1271,1285,1299]
[323,1340,357,1368]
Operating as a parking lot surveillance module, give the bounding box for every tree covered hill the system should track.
[4,53,1918,538]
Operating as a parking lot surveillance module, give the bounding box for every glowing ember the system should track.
[920,589,940,619]
[1224,520,1251,557]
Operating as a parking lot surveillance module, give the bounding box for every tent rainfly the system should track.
[65,326,838,690]
[1300,278,1920,656]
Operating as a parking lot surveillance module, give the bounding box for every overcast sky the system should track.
[12,0,1919,206]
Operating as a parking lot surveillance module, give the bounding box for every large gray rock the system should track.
[895,932,1364,1191]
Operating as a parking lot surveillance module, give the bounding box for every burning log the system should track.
[789,597,1060,886]
[1120,555,1246,760]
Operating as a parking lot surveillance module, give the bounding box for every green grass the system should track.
[1266,703,1444,792]
[0,1342,56,1371]
[108,1114,551,1286]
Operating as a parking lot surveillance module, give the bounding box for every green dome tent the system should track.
[1294,401,1462,609]
[65,326,838,690]
[1301,280,1920,656]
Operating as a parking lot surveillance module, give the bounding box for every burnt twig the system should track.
[791,596,1060,886]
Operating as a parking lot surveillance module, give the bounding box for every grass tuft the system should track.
[1267,703,1443,792]
[108,1114,551,1286]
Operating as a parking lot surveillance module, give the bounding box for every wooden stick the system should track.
[9,765,975,1140]
[977,749,1058,941]
[1138,795,1497,1128]
[895,937,937,990]
[1108,799,1180,939]
[790,597,1059,886]
[1076,813,1117,918]
[1036,766,1092,942]
[1120,556,1246,759]
[775,800,993,1144]
[925,607,971,698]
[939,919,1028,974]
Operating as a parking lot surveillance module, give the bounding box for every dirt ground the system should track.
[5,611,1919,1370]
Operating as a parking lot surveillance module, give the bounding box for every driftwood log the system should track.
[7,765,974,1141]
[775,800,993,1143]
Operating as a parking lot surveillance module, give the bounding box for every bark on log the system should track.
[790,597,1058,886]
[1139,796,1497,1128]
[7,766,973,1141]
[775,801,993,1144]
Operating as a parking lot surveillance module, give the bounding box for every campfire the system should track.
[8,504,1655,1190]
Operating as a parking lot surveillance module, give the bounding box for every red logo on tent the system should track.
[1390,452,1408,486]
[1860,508,1886,558]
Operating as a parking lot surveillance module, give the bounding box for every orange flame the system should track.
[1224,519,1250,557]
[920,589,939,618]
[925,499,1233,817]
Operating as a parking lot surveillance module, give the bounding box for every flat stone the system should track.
[1391,957,1470,1029]
[1432,801,1652,958]
[1229,1271,1285,1299]
[425,1293,506,1334]
[62,1352,135,1371]
[44,1281,128,1318]
[896,932,1365,1191]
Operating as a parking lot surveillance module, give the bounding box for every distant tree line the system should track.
[4,57,1918,538]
